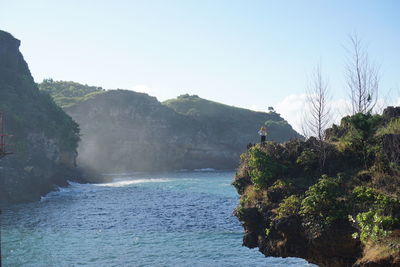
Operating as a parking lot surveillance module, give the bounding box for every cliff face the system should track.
[233,108,400,267]
[60,91,300,172]
[0,31,81,204]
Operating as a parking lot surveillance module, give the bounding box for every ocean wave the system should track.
[39,178,175,201]
[95,178,173,187]
[40,181,102,201]
[40,185,73,201]
[193,168,216,172]
[102,171,145,176]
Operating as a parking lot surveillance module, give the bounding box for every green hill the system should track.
[39,83,301,172]
[163,94,301,143]
[38,79,105,108]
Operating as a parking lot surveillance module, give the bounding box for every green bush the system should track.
[296,149,318,171]
[276,195,302,219]
[247,146,285,189]
[300,176,347,225]
[269,179,288,191]
[352,186,377,203]
[353,210,397,243]
[343,113,382,140]
[351,186,400,243]
[340,113,382,168]
[353,186,400,211]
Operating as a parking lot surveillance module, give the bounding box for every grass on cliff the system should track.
[376,117,400,136]
[359,233,400,265]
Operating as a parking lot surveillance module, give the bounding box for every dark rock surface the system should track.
[0,31,100,204]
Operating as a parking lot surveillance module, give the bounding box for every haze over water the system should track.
[2,171,312,266]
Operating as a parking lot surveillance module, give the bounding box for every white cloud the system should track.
[275,94,308,133]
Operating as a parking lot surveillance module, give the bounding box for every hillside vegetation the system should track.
[163,94,300,143]
[233,107,400,267]
[38,79,105,108]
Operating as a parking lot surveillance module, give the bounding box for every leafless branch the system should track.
[345,33,380,114]
[304,63,332,141]
[301,63,332,170]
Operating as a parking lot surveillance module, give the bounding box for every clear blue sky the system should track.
[1,0,399,128]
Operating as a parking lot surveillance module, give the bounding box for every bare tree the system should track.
[305,64,331,140]
[303,63,331,169]
[345,33,380,114]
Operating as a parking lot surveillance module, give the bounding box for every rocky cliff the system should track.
[42,86,301,172]
[0,30,86,204]
[233,107,400,267]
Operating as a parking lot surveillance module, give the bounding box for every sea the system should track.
[1,170,314,266]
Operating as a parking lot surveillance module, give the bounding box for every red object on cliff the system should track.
[0,112,13,159]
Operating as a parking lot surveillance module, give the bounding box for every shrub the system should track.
[247,146,284,189]
[351,186,400,243]
[269,179,287,190]
[352,186,400,212]
[341,113,382,168]
[353,210,397,243]
[276,195,302,219]
[353,186,377,203]
[343,113,382,141]
[296,149,318,171]
[300,176,347,225]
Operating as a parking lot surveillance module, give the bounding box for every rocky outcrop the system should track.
[0,30,94,204]
[237,207,362,267]
[383,106,400,122]
[63,91,300,172]
[233,108,400,266]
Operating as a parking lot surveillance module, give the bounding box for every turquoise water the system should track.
[1,171,312,266]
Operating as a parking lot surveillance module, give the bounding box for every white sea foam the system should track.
[193,168,216,172]
[40,185,74,201]
[40,178,175,201]
[102,171,144,176]
[40,181,102,201]
[95,178,173,187]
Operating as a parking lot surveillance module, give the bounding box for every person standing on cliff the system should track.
[258,126,267,143]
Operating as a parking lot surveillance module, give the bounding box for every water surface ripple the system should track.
[2,171,312,266]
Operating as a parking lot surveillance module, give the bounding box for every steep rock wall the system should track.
[0,31,81,204]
